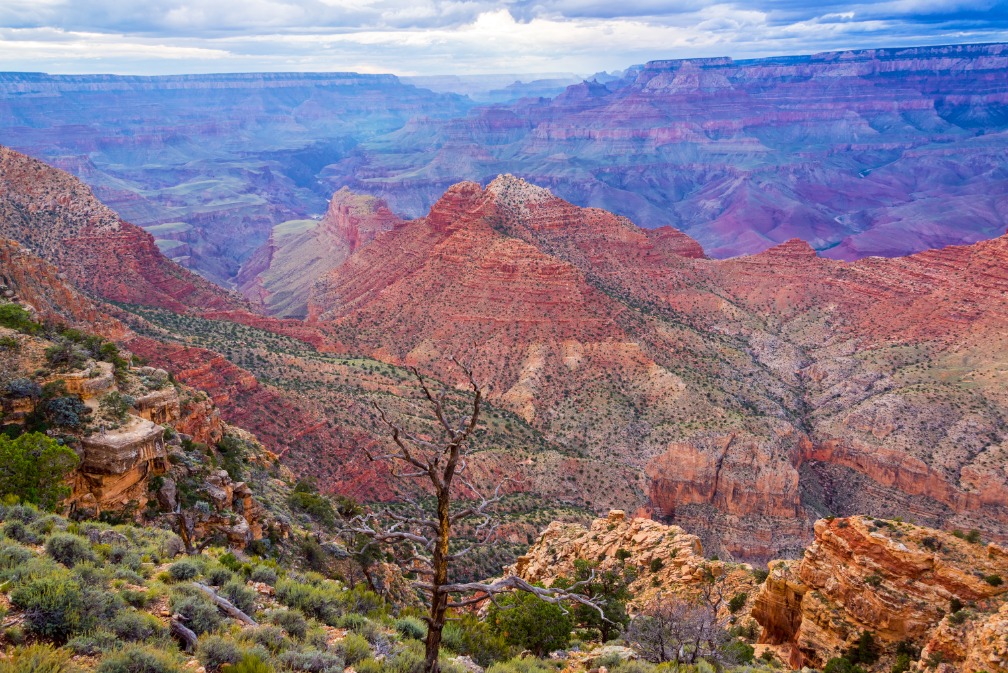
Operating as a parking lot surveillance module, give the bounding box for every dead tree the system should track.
[348,358,602,673]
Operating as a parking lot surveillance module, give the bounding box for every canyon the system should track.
[2,43,1007,287]
[2,143,1006,565]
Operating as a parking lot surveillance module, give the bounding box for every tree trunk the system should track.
[423,489,452,673]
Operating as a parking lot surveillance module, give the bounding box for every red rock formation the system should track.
[237,188,403,317]
[0,145,244,313]
[752,517,1008,671]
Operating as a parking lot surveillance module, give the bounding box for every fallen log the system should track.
[170,615,198,652]
[193,582,257,625]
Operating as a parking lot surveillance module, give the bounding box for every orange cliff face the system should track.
[752,516,1008,671]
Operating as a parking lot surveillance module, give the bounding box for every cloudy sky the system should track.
[1,0,1006,76]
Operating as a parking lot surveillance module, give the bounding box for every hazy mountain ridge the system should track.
[2,43,1007,287]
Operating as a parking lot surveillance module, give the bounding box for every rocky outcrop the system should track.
[237,188,403,317]
[510,511,758,610]
[752,517,1008,670]
[75,416,168,511]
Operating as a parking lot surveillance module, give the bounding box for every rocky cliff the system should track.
[752,516,1008,671]
[237,188,403,317]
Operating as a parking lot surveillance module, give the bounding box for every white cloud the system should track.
[0,1,1005,75]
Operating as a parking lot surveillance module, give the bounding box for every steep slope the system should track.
[0,146,243,313]
[237,188,403,317]
[307,176,1008,561]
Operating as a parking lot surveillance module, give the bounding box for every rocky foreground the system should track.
[513,511,1008,673]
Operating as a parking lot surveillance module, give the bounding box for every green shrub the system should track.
[354,659,382,673]
[441,622,465,653]
[198,635,243,672]
[822,658,866,673]
[0,303,40,333]
[983,574,1003,587]
[395,615,428,640]
[279,648,344,673]
[67,629,118,655]
[0,642,74,673]
[249,565,277,585]
[487,590,572,656]
[206,566,235,587]
[287,481,336,527]
[965,529,982,544]
[222,578,258,615]
[10,574,86,642]
[168,558,200,581]
[267,609,308,640]
[891,653,912,673]
[486,656,556,673]
[275,579,341,625]
[0,433,80,510]
[121,588,152,608]
[340,632,372,664]
[648,558,664,573]
[864,573,883,587]
[245,625,289,653]
[728,592,747,613]
[113,609,167,641]
[170,591,221,635]
[751,567,769,583]
[2,520,42,545]
[442,613,510,667]
[384,645,424,673]
[97,643,182,673]
[45,533,96,567]
[223,654,275,673]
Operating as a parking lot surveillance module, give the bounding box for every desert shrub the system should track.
[4,378,40,399]
[43,396,91,429]
[864,573,883,587]
[339,583,387,617]
[108,546,142,569]
[823,657,866,673]
[384,644,425,673]
[170,591,222,635]
[443,613,510,667]
[121,588,153,608]
[395,615,427,640]
[249,565,277,585]
[10,574,86,641]
[168,558,200,581]
[354,659,382,673]
[198,635,243,672]
[287,481,336,527]
[97,643,182,673]
[245,625,289,653]
[275,579,341,625]
[3,519,42,545]
[965,529,982,544]
[267,609,308,640]
[347,617,382,644]
[487,590,572,656]
[648,558,664,573]
[222,578,258,615]
[99,392,135,424]
[340,632,372,664]
[205,565,235,587]
[67,629,118,655]
[485,656,556,673]
[983,574,1003,587]
[113,609,167,641]
[847,631,880,666]
[279,648,344,673]
[224,654,275,673]
[0,433,80,509]
[0,642,74,673]
[338,613,367,631]
[728,592,747,613]
[0,303,40,333]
